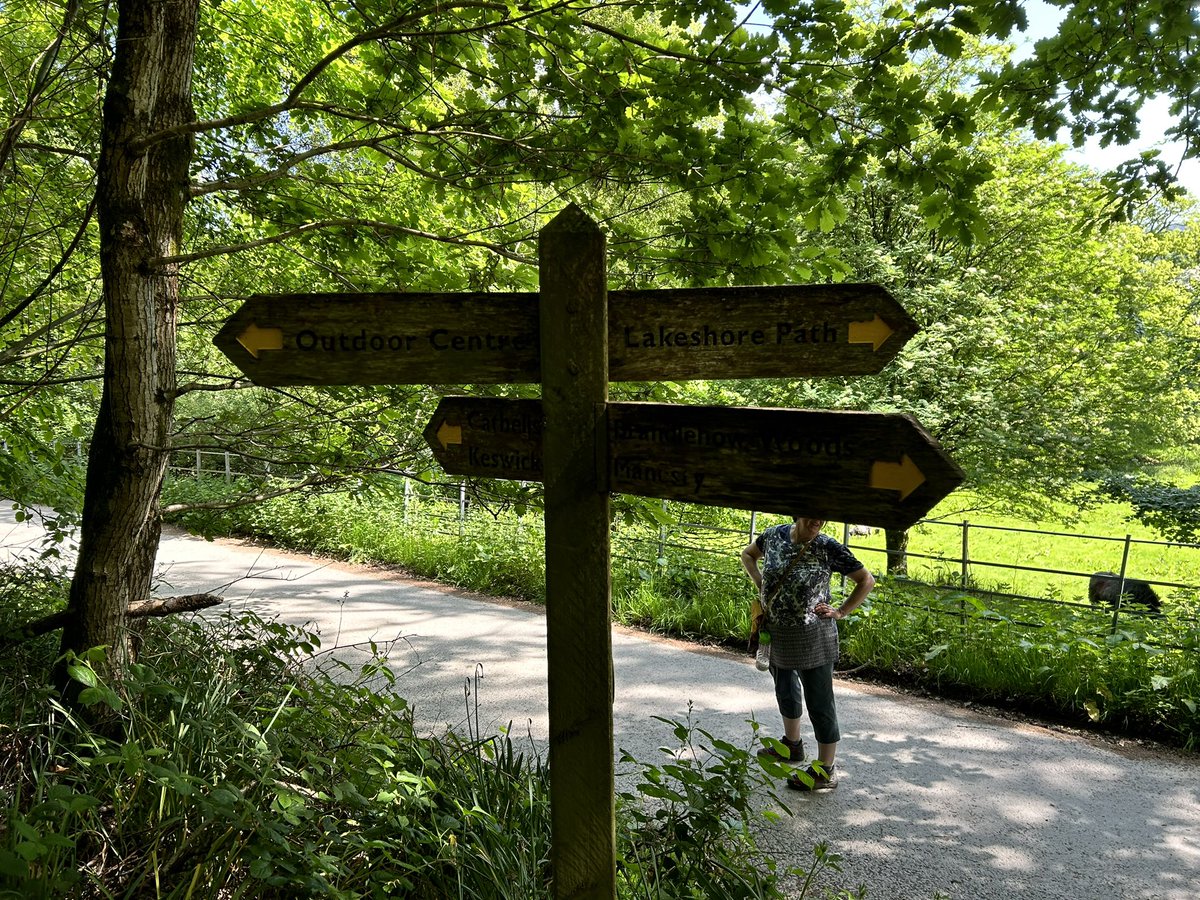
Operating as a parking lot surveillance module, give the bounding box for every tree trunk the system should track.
[58,0,198,682]
[884,527,909,576]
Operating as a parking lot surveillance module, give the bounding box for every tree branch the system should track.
[154,218,533,266]
[2,594,224,648]
[0,196,98,332]
[160,471,358,516]
[133,0,528,151]
[0,0,87,175]
[190,131,418,197]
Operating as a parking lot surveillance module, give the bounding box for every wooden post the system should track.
[960,520,970,625]
[657,501,668,571]
[841,521,850,592]
[1110,534,1134,634]
[459,482,467,537]
[539,204,615,899]
[961,520,970,587]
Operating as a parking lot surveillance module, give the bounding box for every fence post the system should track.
[657,501,668,570]
[224,451,232,482]
[961,521,970,587]
[841,522,851,591]
[195,449,202,478]
[459,483,467,537]
[403,478,412,524]
[748,510,757,544]
[1109,534,1134,634]
[959,521,970,625]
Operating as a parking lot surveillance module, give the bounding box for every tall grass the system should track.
[839,584,1200,744]
[163,481,549,602]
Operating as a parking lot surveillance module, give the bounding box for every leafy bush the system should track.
[1,609,559,898]
[1,598,833,898]
[616,715,863,899]
[162,481,547,601]
[1098,473,1200,544]
[839,581,1200,747]
[0,427,86,514]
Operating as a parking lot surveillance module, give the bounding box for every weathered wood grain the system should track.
[538,205,616,899]
[214,283,916,385]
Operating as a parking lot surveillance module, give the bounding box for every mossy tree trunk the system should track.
[58,0,198,686]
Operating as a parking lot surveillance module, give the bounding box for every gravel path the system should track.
[3,506,1198,899]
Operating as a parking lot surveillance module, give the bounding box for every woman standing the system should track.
[740,516,875,790]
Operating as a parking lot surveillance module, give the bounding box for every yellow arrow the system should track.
[870,454,925,500]
[236,323,283,359]
[848,315,894,351]
[437,420,463,449]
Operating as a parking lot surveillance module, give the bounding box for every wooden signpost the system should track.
[215,205,961,899]
[424,398,961,531]
[213,286,917,385]
[537,211,614,896]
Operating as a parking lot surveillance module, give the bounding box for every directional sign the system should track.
[608,283,917,380]
[422,396,544,479]
[606,402,962,530]
[424,397,963,531]
[215,284,916,385]
[214,292,541,386]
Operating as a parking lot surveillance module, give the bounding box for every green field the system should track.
[845,502,1200,605]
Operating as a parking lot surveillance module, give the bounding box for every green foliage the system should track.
[1097,474,1200,545]
[0,586,834,897]
[616,715,864,898]
[5,611,494,898]
[757,149,1200,520]
[0,427,86,518]
[0,557,68,674]
[839,581,1200,747]
[163,479,549,601]
[957,0,1200,212]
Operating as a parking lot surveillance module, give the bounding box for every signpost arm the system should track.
[539,205,615,898]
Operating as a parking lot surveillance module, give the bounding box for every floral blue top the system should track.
[756,525,865,669]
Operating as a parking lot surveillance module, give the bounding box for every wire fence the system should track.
[405,479,1200,633]
[164,451,1200,620]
